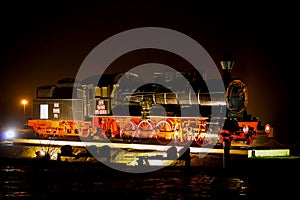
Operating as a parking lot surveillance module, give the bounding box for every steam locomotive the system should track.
[27,56,270,147]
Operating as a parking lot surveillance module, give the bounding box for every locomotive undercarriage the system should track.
[90,115,213,147]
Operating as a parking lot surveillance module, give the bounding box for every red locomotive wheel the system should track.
[120,122,135,143]
[135,120,154,143]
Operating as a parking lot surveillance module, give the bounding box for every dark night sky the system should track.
[0,1,299,143]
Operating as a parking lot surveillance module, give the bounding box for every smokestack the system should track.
[221,53,234,88]
[220,52,234,72]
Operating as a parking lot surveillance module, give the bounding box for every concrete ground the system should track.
[1,137,300,174]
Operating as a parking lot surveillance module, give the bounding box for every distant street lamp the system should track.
[21,99,28,125]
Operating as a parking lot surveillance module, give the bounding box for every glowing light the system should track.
[243,125,249,134]
[5,129,16,140]
[21,99,28,124]
[248,149,290,158]
[264,124,271,134]
[21,99,28,106]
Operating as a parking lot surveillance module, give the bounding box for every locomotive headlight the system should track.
[243,125,249,134]
[264,123,271,134]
